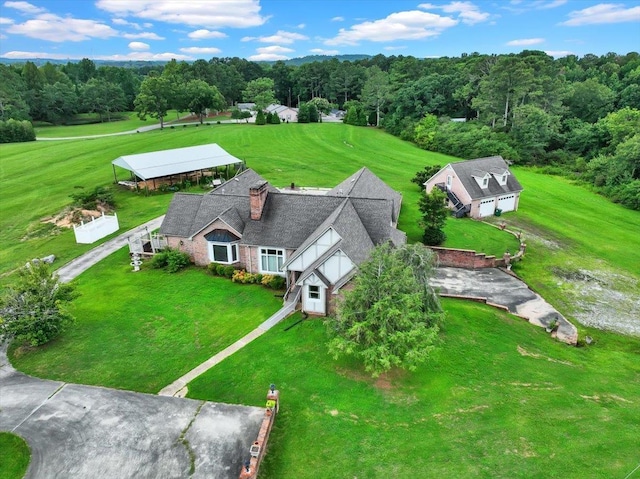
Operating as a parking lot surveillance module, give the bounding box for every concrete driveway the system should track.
[0,345,263,479]
[431,267,578,344]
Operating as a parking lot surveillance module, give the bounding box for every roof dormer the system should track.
[490,167,510,186]
[471,171,491,189]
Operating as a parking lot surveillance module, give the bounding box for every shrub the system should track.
[261,274,285,290]
[223,265,236,278]
[423,227,447,246]
[150,249,190,273]
[0,119,36,143]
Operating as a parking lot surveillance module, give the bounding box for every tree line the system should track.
[1,51,638,208]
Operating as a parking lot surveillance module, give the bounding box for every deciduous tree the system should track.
[0,262,77,346]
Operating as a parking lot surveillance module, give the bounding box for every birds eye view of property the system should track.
[1,1,639,478]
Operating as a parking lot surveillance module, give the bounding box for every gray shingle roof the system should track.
[160,169,407,256]
[160,193,203,237]
[450,156,523,200]
[327,167,403,223]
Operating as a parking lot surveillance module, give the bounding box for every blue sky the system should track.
[1,0,639,62]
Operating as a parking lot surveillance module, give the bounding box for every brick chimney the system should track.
[249,181,269,220]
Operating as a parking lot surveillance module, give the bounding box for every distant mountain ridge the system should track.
[0,54,373,67]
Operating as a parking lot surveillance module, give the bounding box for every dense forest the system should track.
[1,51,638,209]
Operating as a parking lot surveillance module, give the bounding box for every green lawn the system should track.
[0,124,455,276]
[0,433,30,479]
[187,304,640,479]
[9,248,283,393]
[35,112,154,137]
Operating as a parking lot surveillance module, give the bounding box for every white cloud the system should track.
[419,2,490,25]
[7,13,118,42]
[4,1,46,14]
[128,41,149,51]
[96,0,268,28]
[122,32,164,40]
[143,22,153,28]
[0,17,15,24]
[241,36,256,42]
[297,23,305,29]
[0,34,6,39]
[560,3,640,26]
[251,30,308,44]
[544,50,574,58]
[179,46,222,54]
[112,18,141,30]
[507,37,545,46]
[0,49,193,61]
[331,16,345,22]
[384,45,407,51]
[255,45,294,54]
[310,48,339,55]
[188,29,227,40]
[536,0,568,9]
[248,52,290,61]
[325,10,458,46]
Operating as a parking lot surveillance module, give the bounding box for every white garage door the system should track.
[498,194,516,212]
[479,198,495,217]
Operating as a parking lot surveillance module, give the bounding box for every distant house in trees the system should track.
[424,156,523,219]
[160,167,405,316]
[236,102,256,113]
[265,104,298,122]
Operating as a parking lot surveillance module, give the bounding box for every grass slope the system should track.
[0,124,453,275]
[0,432,30,479]
[187,304,640,479]
[9,248,282,393]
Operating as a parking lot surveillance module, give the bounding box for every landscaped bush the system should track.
[0,119,36,143]
[261,274,285,290]
[231,270,261,284]
[149,249,191,273]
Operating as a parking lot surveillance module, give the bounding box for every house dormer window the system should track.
[502,174,507,185]
[482,177,488,188]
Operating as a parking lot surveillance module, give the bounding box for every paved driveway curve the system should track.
[431,267,578,344]
[0,344,263,479]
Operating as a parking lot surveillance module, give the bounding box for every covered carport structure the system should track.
[112,143,245,191]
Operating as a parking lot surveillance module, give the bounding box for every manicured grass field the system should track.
[187,305,640,479]
[0,432,30,479]
[9,248,283,393]
[3,122,639,478]
[35,112,153,137]
[0,123,514,277]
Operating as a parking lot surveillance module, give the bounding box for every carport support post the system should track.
[112,165,118,184]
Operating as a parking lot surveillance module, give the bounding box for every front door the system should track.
[303,284,325,315]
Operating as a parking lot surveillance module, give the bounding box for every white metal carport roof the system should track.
[112,143,243,181]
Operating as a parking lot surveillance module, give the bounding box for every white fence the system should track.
[73,213,119,244]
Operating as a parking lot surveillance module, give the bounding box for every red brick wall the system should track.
[430,246,506,269]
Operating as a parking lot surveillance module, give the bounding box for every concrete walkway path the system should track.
[55,215,164,283]
[159,292,299,397]
[431,267,578,344]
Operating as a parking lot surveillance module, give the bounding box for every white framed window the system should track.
[260,248,285,274]
[308,285,320,299]
[502,174,507,184]
[482,177,488,188]
[210,242,239,264]
[446,175,452,189]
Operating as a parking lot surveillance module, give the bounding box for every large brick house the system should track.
[424,156,523,219]
[159,167,406,315]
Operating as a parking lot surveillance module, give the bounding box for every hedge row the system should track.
[207,263,285,289]
[0,119,36,143]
